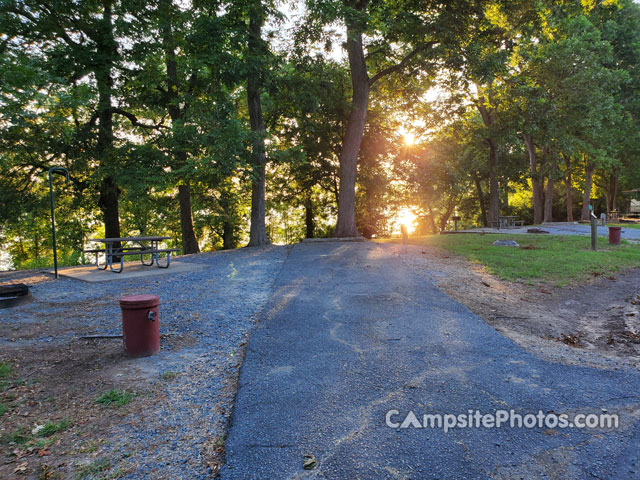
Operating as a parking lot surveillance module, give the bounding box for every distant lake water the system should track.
[0,251,14,271]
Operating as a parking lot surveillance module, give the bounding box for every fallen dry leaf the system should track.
[303,453,317,470]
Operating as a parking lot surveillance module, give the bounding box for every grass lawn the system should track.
[380,234,640,286]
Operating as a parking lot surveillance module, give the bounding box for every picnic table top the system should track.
[90,236,171,243]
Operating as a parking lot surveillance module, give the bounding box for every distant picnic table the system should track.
[85,236,178,273]
[489,216,524,229]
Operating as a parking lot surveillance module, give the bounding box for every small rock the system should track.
[493,240,520,247]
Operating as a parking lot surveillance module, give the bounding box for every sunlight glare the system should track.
[395,208,417,234]
[403,132,415,146]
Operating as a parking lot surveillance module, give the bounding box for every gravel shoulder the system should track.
[0,246,288,479]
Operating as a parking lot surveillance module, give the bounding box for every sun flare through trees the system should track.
[1,0,640,268]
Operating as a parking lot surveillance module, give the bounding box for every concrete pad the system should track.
[54,261,206,283]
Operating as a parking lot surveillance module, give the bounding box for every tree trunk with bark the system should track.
[543,147,556,223]
[222,218,235,250]
[332,0,435,237]
[487,138,500,225]
[161,0,199,253]
[219,187,236,250]
[473,172,488,227]
[96,1,120,242]
[246,9,269,246]
[476,99,500,225]
[335,13,369,238]
[438,198,457,232]
[607,170,619,213]
[580,159,595,221]
[178,183,199,253]
[305,195,315,238]
[562,154,574,222]
[428,211,438,234]
[524,135,544,224]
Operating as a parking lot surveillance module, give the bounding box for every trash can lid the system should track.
[119,294,160,309]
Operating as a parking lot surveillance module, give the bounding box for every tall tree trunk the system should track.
[178,183,199,253]
[219,188,236,250]
[176,181,199,253]
[246,8,269,246]
[96,1,120,243]
[99,177,120,239]
[487,139,500,225]
[543,147,556,223]
[335,14,369,238]
[607,170,619,212]
[161,0,199,253]
[305,195,315,238]
[563,154,574,222]
[524,134,544,224]
[476,99,499,225]
[223,219,235,250]
[580,159,595,221]
[34,233,40,259]
[428,210,438,234]
[439,198,457,231]
[473,172,488,227]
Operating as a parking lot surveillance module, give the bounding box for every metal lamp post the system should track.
[48,167,70,279]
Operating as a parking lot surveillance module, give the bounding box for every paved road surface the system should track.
[472,222,640,240]
[221,242,640,479]
[536,223,640,240]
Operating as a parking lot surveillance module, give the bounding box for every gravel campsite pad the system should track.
[0,246,287,479]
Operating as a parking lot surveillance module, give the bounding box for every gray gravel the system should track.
[0,246,288,479]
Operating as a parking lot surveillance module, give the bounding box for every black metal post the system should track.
[48,167,70,279]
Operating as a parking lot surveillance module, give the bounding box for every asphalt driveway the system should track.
[530,223,640,240]
[221,242,640,479]
[470,222,640,240]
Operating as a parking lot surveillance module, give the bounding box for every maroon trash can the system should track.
[119,294,160,357]
[609,226,622,246]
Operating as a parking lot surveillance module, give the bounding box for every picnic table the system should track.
[489,216,524,229]
[85,236,178,273]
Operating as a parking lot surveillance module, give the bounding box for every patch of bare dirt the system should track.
[0,270,52,288]
[0,334,197,479]
[0,269,196,478]
[404,244,640,369]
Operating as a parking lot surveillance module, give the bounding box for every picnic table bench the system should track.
[84,236,179,273]
[489,216,524,229]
